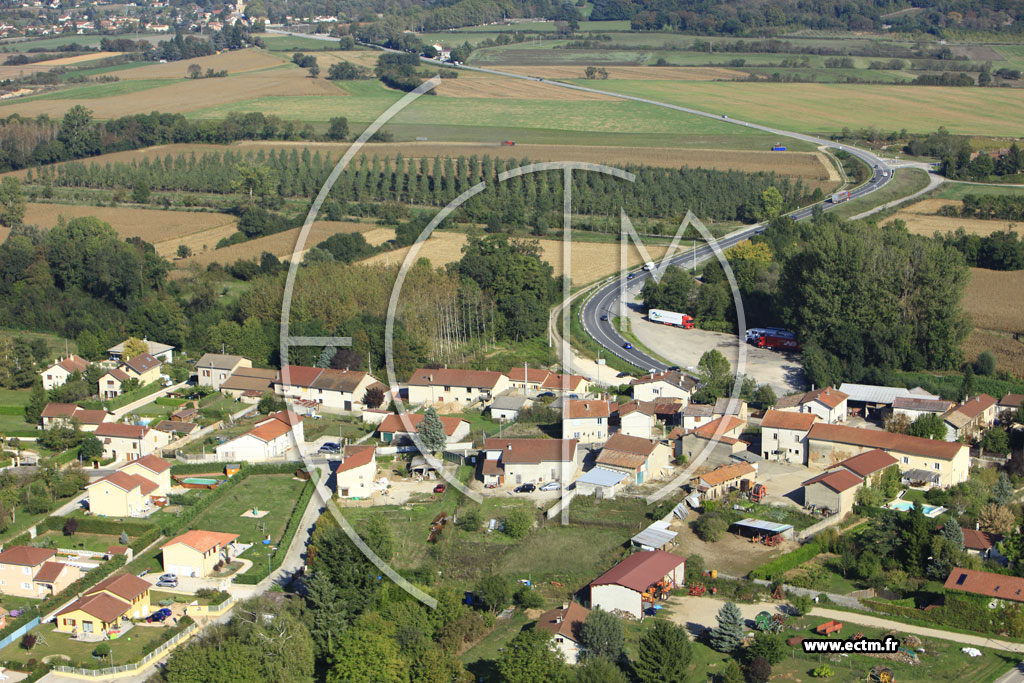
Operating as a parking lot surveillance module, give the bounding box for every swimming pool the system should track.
[182,477,219,487]
[887,500,946,517]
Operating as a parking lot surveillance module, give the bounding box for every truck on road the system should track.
[648,309,694,329]
[831,191,851,203]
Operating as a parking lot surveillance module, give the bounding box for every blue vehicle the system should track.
[624,342,633,350]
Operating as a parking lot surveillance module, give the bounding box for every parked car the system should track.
[319,442,341,453]
[537,392,555,398]
[484,482,498,489]
[514,483,536,493]
[616,371,630,378]
[147,609,171,623]
[156,578,178,588]
[539,481,561,491]
[433,483,446,494]
[667,365,681,372]
[158,573,176,582]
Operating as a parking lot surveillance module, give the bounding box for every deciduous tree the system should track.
[579,607,623,660]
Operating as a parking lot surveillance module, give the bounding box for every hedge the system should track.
[41,515,156,537]
[155,397,188,407]
[749,540,823,580]
[233,472,317,585]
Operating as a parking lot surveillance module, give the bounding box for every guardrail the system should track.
[52,622,199,678]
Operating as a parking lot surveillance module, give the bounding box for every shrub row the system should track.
[749,540,822,580]
[155,397,188,407]
[233,474,316,585]
[41,515,155,537]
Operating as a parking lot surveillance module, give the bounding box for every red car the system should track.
[433,483,446,494]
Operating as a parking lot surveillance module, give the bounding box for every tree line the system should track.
[942,193,1024,221]
[934,227,1024,271]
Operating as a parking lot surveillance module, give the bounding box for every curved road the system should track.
[268,29,895,371]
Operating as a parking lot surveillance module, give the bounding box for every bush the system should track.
[514,585,544,609]
[694,514,728,542]
[812,664,835,678]
[92,642,110,658]
[20,634,36,650]
[750,541,823,580]
[458,507,481,532]
[502,508,534,540]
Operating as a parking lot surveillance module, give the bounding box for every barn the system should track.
[589,550,684,619]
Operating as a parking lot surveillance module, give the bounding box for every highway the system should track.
[266,29,895,371]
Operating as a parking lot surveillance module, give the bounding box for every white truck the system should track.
[648,309,694,329]
[831,191,851,203]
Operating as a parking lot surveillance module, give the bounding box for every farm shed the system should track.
[730,518,794,542]
[489,395,529,421]
[631,520,677,551]
[574,467,628,499]
[801,469,862,516]
[590,550,684,620]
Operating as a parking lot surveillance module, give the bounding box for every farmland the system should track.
[888,198,1021,237]
[496,64,749,81]
[38,51,120,66]
[115,48,287,79]
[964,268,1024,376]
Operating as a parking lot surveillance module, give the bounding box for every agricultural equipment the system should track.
[749,483,766,503]
[689,583,706,596]
[815,620,843,636]
[642,578,674,603]
[501,140,516,146]
[754,611,774,631]
[869,667,895,683]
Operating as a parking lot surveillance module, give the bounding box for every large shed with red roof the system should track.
[590,550,684,619]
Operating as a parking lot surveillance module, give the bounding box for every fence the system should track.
[545,491,576,519]
[796,513,845,542]
[0,617,39,651]
[53,622,199,679]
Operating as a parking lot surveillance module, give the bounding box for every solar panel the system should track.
[956,573,967,585]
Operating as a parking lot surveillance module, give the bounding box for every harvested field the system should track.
[315,51,380,70]
[436,75,615,101]
[888,199,1020,237]
[116,48,286,79]
[358,231,671,284]
[22,202,237,258]
[5,140,836,180]
[964,328,1024,379]
[965,268,1024,335]
[363,227,395,246]
[38,51,121,66]
[0,67,343,118]
[0,63,55,79]
[180,220,379,268]
[499,65,748,81]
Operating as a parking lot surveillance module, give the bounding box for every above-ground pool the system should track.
[180,477,221,489]
[887,500,946,517]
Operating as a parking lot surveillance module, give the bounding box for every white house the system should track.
[94,422,169,462]
[40,403,111,432]
[334,445,376,499]
[489,395,530,421]
[564,399,611,443]
[775,387,848,424]
[214,411,305,462]
[590,550,684,620]
[617,401,657,439]
[275,365,383,412]
[406,368,510,406]
[536,603,590,665]
[107,338,174,364]
[631,371,699,403]
[40,355,89,391]
[480,438,579,487]
[377,413,470,445]
[759,409,817,464]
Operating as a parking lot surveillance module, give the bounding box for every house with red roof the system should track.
[481,438,579,487]
[941,394,999,442]
[944,567,1024,605]
[674,415,748,461]
[690,462,756,501]
[97,352,163,398]
[335,445,377,498]
[214,410,305,462]
[0,546,80,598]
[536,602,590,664]
[774,387,848,424]
[94,422,168,462]
[86,470,161,517]
[275,364,384,412]
[377,413,470,446]
[590,550,684,619]
[759,409,817,463]
[631,370,699,404]
[407,368,509,406]
[40,403,112,432]
[40,354,89,391]
[565,399,612,443]
[595,433,672,485]
[507,366,589,395]
[56,572,153,635]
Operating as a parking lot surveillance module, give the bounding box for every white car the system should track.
[540,481,561,491]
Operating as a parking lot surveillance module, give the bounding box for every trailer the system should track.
[648,309,694,329]
[831,190,851,203]
[501,140,516,146]
[756,334,801,351]
[771,145,787,151]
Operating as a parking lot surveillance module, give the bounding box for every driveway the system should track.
[110,381,189,419]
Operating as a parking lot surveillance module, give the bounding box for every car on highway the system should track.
[667,366,680,372]
[623,342,633,350]
[514,483,536,493]
[600,314,609,321]
[627,273,637,279]
[433,483,446,494]
[539,481,561,491]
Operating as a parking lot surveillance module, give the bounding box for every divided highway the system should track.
[267,29,895,371]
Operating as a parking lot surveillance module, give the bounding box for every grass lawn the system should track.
[303,414,375,443]
[0,594,42,613]
[37,531,124,553]
[442,411,501,445]
[935,181,1024,200]
[0,388,31,408]
[150,590,221,606]
[0,79,174,106]
[462,610,531,681]
[830,167,932,220]
[0,622,172,669]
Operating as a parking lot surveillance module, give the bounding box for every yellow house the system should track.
[160,530,239,578]
[94,423,167,462]
[0,547,80,598]
[97,352,162,398]
[55,573,152,636]
[85,471,158,517]
[117,454,173,496]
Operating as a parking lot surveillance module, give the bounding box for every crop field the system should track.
[888,198,1020,237]
[116,48,287,79]
[313,50,381,70]
[497,65,748,81]
[179,219,380,269]
[469,46,650,66]
[436,73,616,101]
[38,51,121,66]
[358,230,672,285]
[22,202,238,258]
[0,63,58,79]
[935,182,1024,201]
[964,268,1024,377]
[571,80,1024,136]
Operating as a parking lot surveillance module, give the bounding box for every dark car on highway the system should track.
[600,314,609,321]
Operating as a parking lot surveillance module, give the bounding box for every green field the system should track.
[258,34,345,51]
[829,168,932,219]
[935,181,1024,200]
[37,530,124,553]
[0,34,107,50]
[3,78,175,105]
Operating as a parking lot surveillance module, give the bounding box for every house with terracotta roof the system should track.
[118,454,173,495]
[590,550,684,619]
[335,445,376,498]
[86,470,160,517]
[801,469,864,515]
[565,399,612,443]
[220,367,280,401]
[40,354,89,391]
[507,367,589,395]
[759,409,817,463]
[377,413,470,446]
[40,403,111,432]
[97,351,163,399]
[959,527,1005,563]
[108,338,173,363]
[196,353,252,390]
[892,396,956,424]
[828,449,898,482]
[275,364,383,412]
[161,530,239,578]
[775,387,848,424]
[595,433,671,485]
[214,410,305,462]
[406,368,509,406]
[617,401,658,439]
[944,567,1024,605]
[536,602,590,664]
[941,394,998,442]
[481,438,579,487]
[94,422,167,462]
[56,572,152,635]
[631,370,699,404]
[674,415,748,462]
[507,366,551,391]
[690,462,756,501]
[807,423,969,487]
[0,546,80,598]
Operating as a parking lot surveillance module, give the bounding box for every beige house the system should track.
[406,368,510,406]
[595,433,671,485]
[481,438,579,486]
[41,355,89,391]
[40,403,111,432]
[507,367,589,395]
[196,353,252,390]
[335,445,376,498]
[275,365,383,412]
[590,550,684,620]
[892,396,955,424]
[631,370,699,403]
[0,546,80,598]
[97,352,162,398]
[108,339,174,363]
[377,413,470,445]
[220,367,280,401]
[617,401,658,439]
[941,394,999,442]
[214,410,305,462]
[775,387,848,424]
[759,409,817,463]
[681,404,715,432]
[94,422,166,462]
[86,470,159,517]
[118,454,173,496]
[565,399,611,443]
[807,423,969,487]
[536,602,590,665]
[690,461,756,500]
[160,530,239,578]
[674,415,748,462]
[801,469,862,516]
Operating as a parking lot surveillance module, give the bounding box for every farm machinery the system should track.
[869,667,895,683]
[754,611,787,632]
[749,483,766,503]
